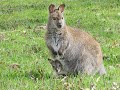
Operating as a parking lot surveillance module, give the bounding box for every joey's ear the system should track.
[49,4,55,13]
[48,58,53,64]
[58,4,65,13]
[48,58,52,61]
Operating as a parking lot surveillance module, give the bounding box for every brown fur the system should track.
[46,4,106,75]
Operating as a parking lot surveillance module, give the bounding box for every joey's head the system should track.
[48,4,65,29]
[48,59,63,73]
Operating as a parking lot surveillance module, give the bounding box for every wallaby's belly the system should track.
[57,41,100,75]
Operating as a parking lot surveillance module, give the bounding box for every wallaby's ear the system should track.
[58,4,65,13]
[49,4,55,13]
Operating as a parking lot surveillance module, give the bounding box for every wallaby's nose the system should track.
[57,23,62,28]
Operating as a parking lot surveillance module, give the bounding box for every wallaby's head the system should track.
[48,58,63,73]
[48,4,65,29]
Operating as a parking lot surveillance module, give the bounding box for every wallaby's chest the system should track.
[51,35,61,52]
[47,31,62,52]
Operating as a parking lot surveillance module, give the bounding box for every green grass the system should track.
[0,0,120,90]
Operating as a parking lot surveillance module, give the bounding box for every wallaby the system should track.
[46,4,106,75]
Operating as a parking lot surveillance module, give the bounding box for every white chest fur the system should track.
[47,30,62,53]
[51,35,61,52]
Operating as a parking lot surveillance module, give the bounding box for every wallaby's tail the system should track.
[98,64,106,75]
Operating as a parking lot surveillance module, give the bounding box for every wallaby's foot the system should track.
[98,64,106,75]
[83,65,95,75]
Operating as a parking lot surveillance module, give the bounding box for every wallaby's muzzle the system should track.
[57,23,62,28]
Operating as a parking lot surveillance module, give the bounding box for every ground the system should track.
[0,0,120,90]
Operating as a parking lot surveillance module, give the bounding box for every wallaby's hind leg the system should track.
[84,65,96,75]
[98,64,106,75]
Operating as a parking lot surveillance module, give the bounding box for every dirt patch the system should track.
[0,33,6,41]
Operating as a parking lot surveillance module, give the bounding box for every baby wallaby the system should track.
[48,58,67,76]
[48,58,78,76]
[46,4,106,75]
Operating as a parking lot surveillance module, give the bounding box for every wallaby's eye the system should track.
[58,64,61,67]
[53,17,56,20]
[61,17,63,19]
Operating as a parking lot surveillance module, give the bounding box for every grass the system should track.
[0,0,120,90]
